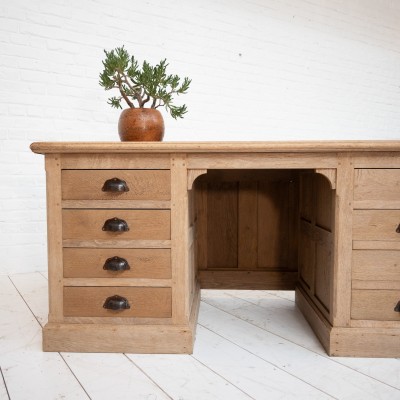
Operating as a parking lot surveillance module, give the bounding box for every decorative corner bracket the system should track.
[314,168,337,189]
[187,169,207,190]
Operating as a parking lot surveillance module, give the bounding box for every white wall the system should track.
[1,0,400,274]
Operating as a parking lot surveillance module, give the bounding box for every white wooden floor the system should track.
[0,273,399,400]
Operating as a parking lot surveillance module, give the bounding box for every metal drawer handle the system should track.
[103,256,130,271]
[395,301,400,312]
[103,295,130,310]
[396,224,400,234]
[102,217,129,232]
[102,177,129,192]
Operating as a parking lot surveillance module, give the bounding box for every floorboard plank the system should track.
[128,353,254,400]
[199,300,400,399]
[193,325,333,399]
[0,276,88,400]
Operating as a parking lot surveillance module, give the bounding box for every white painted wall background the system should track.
[0,0,399,274]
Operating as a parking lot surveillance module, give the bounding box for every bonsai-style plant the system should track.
[99,46,191,141]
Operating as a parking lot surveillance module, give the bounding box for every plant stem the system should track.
[117,72,135,108]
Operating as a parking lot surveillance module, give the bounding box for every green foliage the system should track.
[99,46,191,119]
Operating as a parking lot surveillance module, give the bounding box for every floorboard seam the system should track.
[124,354,174,400]
[0,366,11,400]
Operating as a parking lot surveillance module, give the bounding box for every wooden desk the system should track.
[31,141,400,357]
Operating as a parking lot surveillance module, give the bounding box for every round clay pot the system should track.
[118,108,165,141]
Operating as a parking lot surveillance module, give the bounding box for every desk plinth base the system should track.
[43,322,195,353]
[296,287,400,358]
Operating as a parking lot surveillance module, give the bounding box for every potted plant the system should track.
[99,46,191,141]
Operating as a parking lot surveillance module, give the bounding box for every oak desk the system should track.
[31,141,400,357]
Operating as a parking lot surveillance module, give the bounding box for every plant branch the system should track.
[117,72,135,108]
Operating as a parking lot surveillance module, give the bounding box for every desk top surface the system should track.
[30,140,400,154]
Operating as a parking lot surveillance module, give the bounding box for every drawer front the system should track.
[63,248,171,278]
[354,169,400,202]
[64,287,172,317]
[62,170,170,200]
[353,210,400,241]
[351,290,400,321]
[352,250,400,282]
[62,210,170,241]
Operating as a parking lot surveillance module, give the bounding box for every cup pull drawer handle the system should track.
[103,256,131,271]
[396,224,400,234]
[102,217,130,232]
[102,177,130,192]
[395,301,400,313]
[103,295,131,310]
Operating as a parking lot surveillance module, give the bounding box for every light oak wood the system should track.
[63,248,171,279]
[63,278,172,287]
[353,200,400,209]
[330,327,400,357]
[170,154,191,324]
[187,153,338,169]
[62,199,171,209]
[354,168,400,203]
[62,169,170,200]
[31,141,400,154]
[331,154,353,327]
[353,210,400,241]
[60,153,171,169]
[351,290,400,321]
[62,209,171,240]
[187,169,207,190]
[62,239,171,248]
[45,154,64,323]
[32,141,400,357]
[315,168,336,189]
[63,287,172,318]
[352,250,399,282]
[43,322,194,353]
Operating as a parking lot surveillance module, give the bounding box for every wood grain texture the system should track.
[62,209,171,240]
[62,169,170,200]
[170,154,191,324]
[331,154,353,327]
[353,210,400,241]
[63,248,171,279]
[45,154,64,323]
[60,153,171,169]
[351,290,400,321]
[352,250,400,282]
[62,199,171,209]
[198,270,297,289]
[63,286,172,318]
[31,140,400,154]
[330,327,400,357]
[43,322,194,353]
[354,168,400,203]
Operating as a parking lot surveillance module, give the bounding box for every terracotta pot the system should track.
[118,108,165,141]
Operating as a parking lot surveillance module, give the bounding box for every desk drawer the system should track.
[62,170,170,200]
[352,250,400,282]
[351,290,400,321]
[354,169,400,203]
[353,210,400,241]
[63,248,171,278]
[64,287,172,318]
[62,210,170,241]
